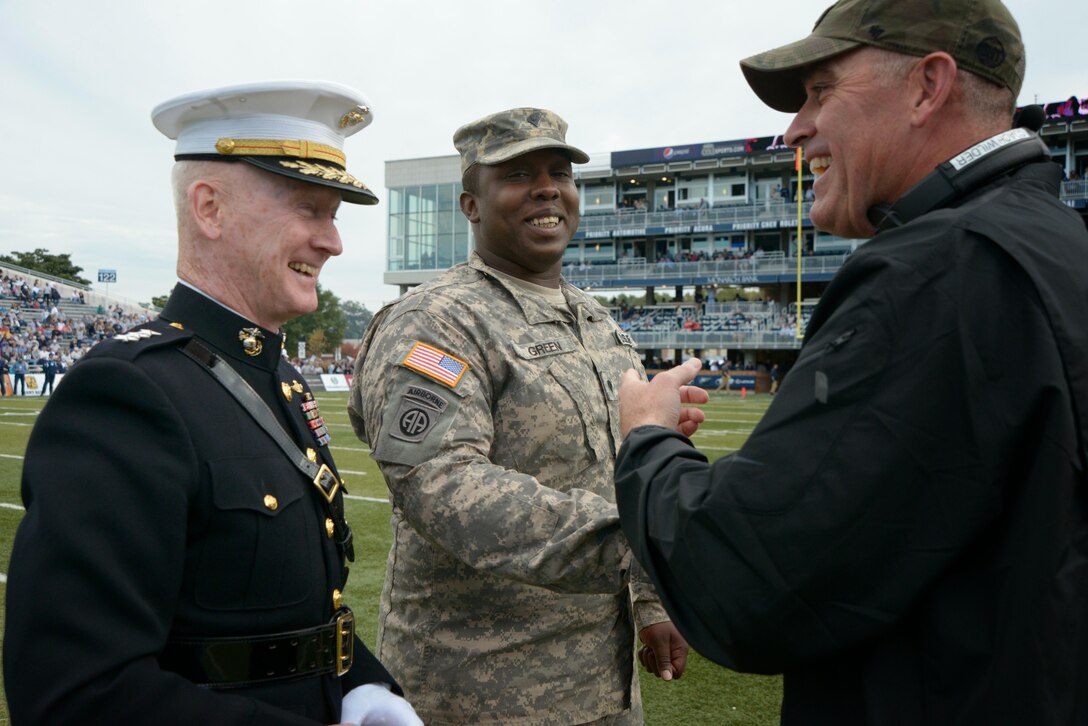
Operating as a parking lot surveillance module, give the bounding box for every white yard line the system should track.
[329,445,372,454]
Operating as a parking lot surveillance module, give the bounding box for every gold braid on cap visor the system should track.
[214,138,346,167]
[214,138,370,191]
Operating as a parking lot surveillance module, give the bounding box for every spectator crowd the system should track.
[0,272,152,395]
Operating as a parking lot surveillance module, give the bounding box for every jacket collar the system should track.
[160,283,286,372]
[467,252,609,324]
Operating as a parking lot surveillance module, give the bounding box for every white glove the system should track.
[340,683,423,726]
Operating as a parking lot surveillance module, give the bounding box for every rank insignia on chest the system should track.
[401,341,469,388]
[614,330,636,348]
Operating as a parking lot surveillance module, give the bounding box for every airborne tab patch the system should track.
[402,342,469,388]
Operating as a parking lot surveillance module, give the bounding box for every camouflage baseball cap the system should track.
[453,108,590,176]
[740,0,1025,113]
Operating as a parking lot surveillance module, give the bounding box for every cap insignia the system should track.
[169,322,185,330]
[239,327,265,356]
[339,105,370,128]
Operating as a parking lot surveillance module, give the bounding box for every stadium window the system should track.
[677,176,708,206]
[713,176,747,203]
[584,182,616,212]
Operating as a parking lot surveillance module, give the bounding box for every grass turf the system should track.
[0,390,782,725]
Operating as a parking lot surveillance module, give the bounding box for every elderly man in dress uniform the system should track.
[4,81,421,726]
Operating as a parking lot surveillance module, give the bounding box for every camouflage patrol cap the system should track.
[740,0,1025,113]
[453,108,590,176]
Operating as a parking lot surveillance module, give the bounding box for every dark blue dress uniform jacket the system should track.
[4,284,397,724]
[616,159,1088,724]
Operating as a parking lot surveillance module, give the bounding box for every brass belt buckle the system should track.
[335,608,354,676]
[313,463,340,503]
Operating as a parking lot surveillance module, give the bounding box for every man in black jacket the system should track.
[4,82,421,726]
[614,0,1088,723]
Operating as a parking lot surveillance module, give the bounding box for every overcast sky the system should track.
[1,1,1083,312]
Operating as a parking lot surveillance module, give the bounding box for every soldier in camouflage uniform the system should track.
[349,108,688,725]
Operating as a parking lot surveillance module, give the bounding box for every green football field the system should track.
[0,390,783,725]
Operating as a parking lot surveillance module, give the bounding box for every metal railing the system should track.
[0,262,91,291]
[1061,179,1088,199]
[630,330,804,350]
[579,199,813,233]
[564,252,850,286]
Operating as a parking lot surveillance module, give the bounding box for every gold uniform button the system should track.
[332,588,342,609]
[307,448,318,463]
[263,494,278,511]
[325,518,335,538]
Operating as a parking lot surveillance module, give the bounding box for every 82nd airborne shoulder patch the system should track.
[389,385,449,443]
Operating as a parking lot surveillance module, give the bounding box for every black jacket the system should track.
[5,284,397,724]
[616,158,1088,724]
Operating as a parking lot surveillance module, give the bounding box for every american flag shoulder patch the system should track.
[401,341,469,388]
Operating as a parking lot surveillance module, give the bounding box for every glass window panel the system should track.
[437,211,455,235]
[455,229,470,264]
[584,183,616,211]
[437,233,454,269]
[438,183,458,211]
[421,184,438,212]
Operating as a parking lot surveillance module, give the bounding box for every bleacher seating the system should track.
[1,267,155,376]
[612,300,816,339]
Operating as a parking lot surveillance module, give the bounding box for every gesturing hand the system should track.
[619,358,709,439]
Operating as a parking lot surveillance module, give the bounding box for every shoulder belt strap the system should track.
[180,338,354,561]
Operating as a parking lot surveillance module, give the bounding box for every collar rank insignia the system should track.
[239,327,265,356]
[281,381,293,401]
[292,380,304,394]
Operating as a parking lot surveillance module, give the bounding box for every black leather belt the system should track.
[160,608,354,688]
